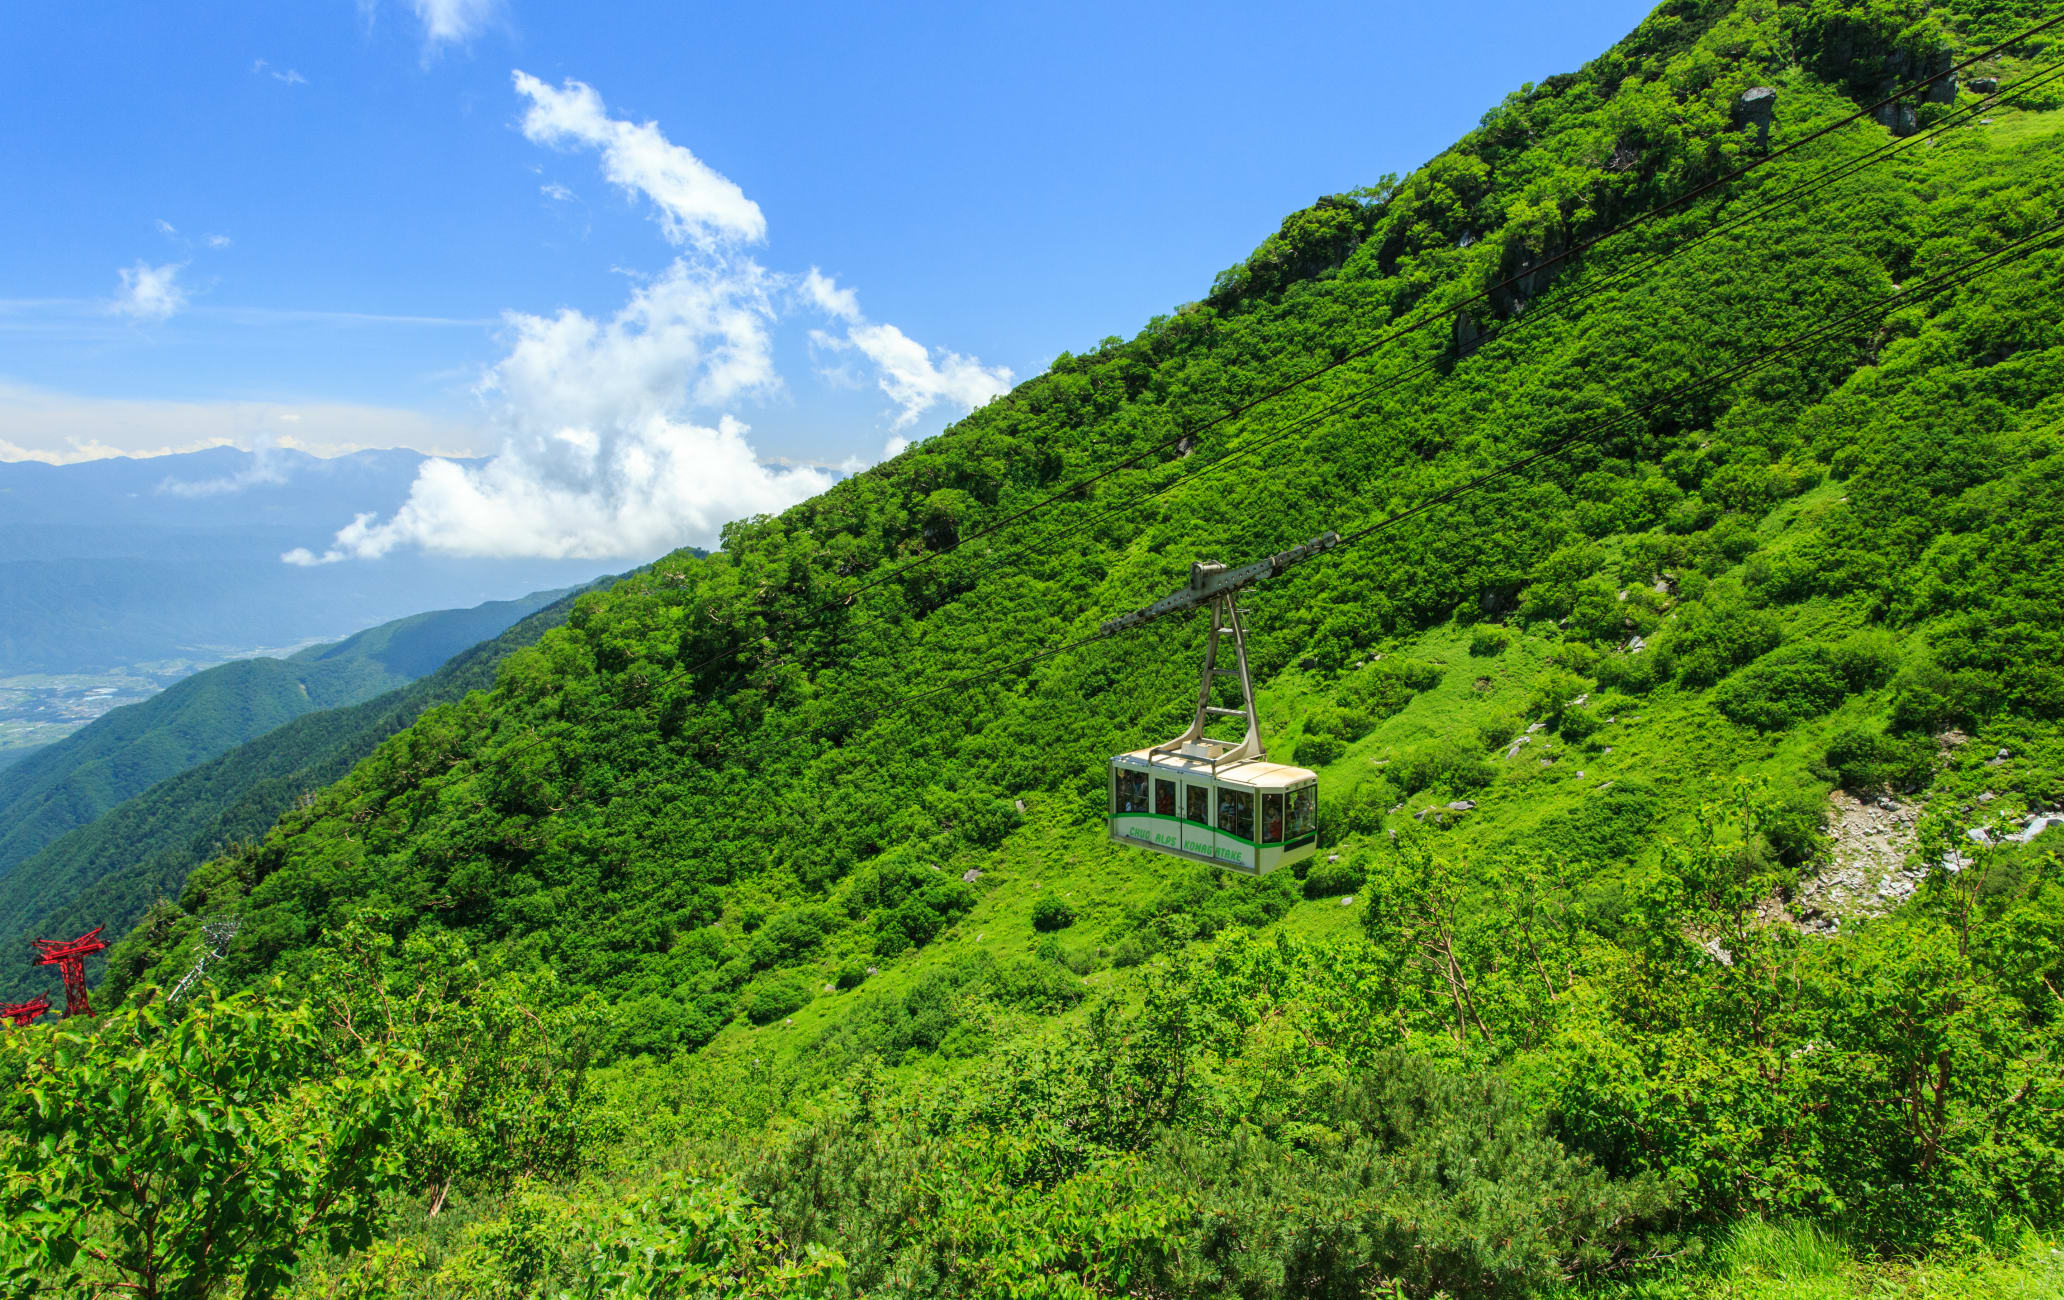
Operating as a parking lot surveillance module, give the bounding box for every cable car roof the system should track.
[1113,747,1316,790]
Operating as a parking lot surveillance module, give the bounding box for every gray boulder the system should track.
[1734,87,1778,148]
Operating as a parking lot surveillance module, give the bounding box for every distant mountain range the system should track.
[0,579,608,998]
[0,447,617,676]
[0,585,575,888]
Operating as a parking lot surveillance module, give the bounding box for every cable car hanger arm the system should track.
[1097,531,1339,638]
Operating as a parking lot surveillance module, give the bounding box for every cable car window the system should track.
[1154,778,1176,816]
[1185,784,1210,824]
[1288,786,1317,839]
[1116,769,1149,814]
[1261,792,1284,843]
[1218,788,1254,842]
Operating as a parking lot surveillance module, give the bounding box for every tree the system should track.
[0,990,425,1299]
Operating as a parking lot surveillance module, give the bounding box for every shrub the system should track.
[744,977,812,1025]
[1306,703,1376,742]
[1031,896,1075,932]
[1670,587,1781,687]
[1535,783,1659,864]
[1303,858,1364,899]
[1338,659,1444,717]
[1712,644,1848,730]
[1825,727,1936,793]
[1829,629,1901,692]
[1888,657,1976,733]
[1389,741,1494,796]
[1526,668,1593,727]
[834,959,871,990]
[1757,784,1829,869]
[1331,780,1391,839]
[1470,625,1511,656]
[750,906,835,969]
[1593,648,1666,693]
[1558,707,1602,742]
[1299,734,1344,766]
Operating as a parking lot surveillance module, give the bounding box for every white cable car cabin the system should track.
[1104,554,1321,876]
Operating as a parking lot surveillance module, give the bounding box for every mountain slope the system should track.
[67,0,2064,1288]
[0,580,612,1000]
[0,587,573,888]
[124,26,2064,1010]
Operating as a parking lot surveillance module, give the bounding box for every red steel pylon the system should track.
[1,994,51,1028]
[31,926,108,1019]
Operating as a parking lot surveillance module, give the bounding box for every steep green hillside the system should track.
[0,587,573,892]
[9,1,2064,1296]
[0,582,609,1002]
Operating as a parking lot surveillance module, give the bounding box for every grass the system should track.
[1569,1220,2064,1299]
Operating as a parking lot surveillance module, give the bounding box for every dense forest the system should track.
[6,0,2064,1295]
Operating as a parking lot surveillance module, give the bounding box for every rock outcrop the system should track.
[1734,87,1778,149]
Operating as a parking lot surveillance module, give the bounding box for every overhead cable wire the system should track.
[819,217,2064,740]
[965,58,2064,575]
[647,17,2062,696]
[455,21,2064,788]
[850,11,2064,591]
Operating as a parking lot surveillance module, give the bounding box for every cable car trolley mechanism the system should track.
[1103,533,1336,875]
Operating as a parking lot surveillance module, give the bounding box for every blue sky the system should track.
[0,0,1657,559]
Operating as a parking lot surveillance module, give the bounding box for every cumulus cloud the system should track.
[802,269,1013,429]
[513,72,765,249]
[111,261,188,321]
[283,416,830,564]
[291,73,1006,565]
[206,234,233,249]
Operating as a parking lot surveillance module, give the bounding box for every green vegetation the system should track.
[0,586,573,892]
[7,0,2064,1294]
[0,584,601,1002]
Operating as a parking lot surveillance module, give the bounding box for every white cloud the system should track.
[413,0,500,49]
[513,71,765,249]
[292,72,1008,565]
[485,258,781,430]
[252,59,308,84]
[206,234,233,249]
[801,269,1013,429]
[155,218,178,238]
[155,436,293,497]
[540,182,575,202]
[111,261,188,322]
[289,254,816,562]
[283,416,830,564]
[0,380,484,464]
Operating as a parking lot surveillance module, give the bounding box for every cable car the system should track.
[1103,548,1327,875]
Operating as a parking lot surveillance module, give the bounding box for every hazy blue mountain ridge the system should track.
[0,577,612,1001]
[0,447,616,675]
[0,586,574,889]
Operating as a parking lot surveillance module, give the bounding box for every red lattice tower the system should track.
[31,926,107,1019]
[1,994,51,1028]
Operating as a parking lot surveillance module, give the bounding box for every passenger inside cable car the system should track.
[1116,769,1149,815]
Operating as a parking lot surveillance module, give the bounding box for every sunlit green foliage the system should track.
[8,0,2064,1293]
